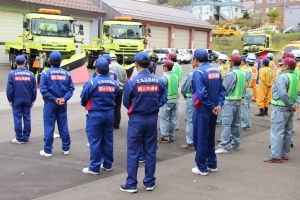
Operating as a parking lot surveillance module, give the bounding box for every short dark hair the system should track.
[164,65,173,71]
[50,60,61,67]
[98,67,109,75]
[136,60,150,68]
[233,60,241,66]
[170,57,177,62]
[195,56,208,63]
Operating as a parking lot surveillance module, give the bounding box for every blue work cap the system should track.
[101,54,111,63]
[241,56,247,63]
[15,55,26,65]
[134,52,150,62]
[49,51,62,62]
[95,58,109,74]
[221,51,228,55]
[193,48,208,61]
[263,58,270,66]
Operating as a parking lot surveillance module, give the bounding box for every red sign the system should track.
[15,76,31,81]
[50,75,66,81]
[137,85,159,92]
[98,86,116,92]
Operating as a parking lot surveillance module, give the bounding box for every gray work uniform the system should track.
[181,69,194,145]
[270,71,300,159]
[241,66,253,128]
[220,66,246,150]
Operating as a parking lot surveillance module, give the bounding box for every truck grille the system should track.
[41,44,68,51]
[119,45,139,52]
[249,46,260,52]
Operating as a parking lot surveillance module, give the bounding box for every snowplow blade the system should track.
[61,52,87,72]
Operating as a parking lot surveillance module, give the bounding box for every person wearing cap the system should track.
[216,53,229,124]
[120,52,167,193]
[39,51,75,157]
[80,58,119,174]
[240,56,253,131]
[191,48,225,175]
[264,57,300,163]
[215,54,246,154]
[180,64,197,149]
[168,52,182,130]
[275,52,295,80]
[109,53,127,129]
[255,58,274,116]
[158,59,179,143]
[6,55,37,144]
[266,53,275,70]
[93,54,118,81]
[246,54,258,102]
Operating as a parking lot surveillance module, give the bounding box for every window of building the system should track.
[256,0,262,4]
[267,0,276,3]
[235,8,238,12]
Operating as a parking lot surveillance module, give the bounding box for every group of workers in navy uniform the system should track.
[5,46,300,193]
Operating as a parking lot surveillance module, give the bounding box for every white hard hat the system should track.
[232,49,239,55]
[246,53,257,63]
[291,50,300,61]
[109,53,117,60]
[218,53,228,61]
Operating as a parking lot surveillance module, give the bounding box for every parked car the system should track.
[283,24,300,34]
[177,49,192,64]
[153,48,169,64]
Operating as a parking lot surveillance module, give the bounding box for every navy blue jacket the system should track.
[6,67,37,107]
[192,62,226,112]
[40,66,75,103]
[123,70,167,116]
[80,74,119,111]
[92,70,117,80]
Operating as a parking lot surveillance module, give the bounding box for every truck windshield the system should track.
[111,25,143,39]
[244,35,267,45]
[31,19,74,37]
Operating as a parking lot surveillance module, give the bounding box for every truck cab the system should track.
[5,8,84,70]
[243,33,271,54]
[102,18,145,65]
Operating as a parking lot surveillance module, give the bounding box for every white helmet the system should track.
[246,53,257,63]
[291,50,300,61]
[232,49,239,55]
[218,53,228,61]
[109,53,117,60]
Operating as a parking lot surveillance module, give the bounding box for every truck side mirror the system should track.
[104,26,110,37]
[23,21,29,30]
[78,24,84,35]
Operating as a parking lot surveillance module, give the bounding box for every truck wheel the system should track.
[9,53,16,70]
[87,55,95,69]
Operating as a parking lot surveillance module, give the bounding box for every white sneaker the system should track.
[39,150,52,157]
[191,167,208,176]
[86,143,90,147]
[11,138,25,144]
[215,148,230,154]
[61,150,70,155]
[82,167,99,175]
[53,133,60,139]
[101,164,112,172]
[146,185,155,191]
[208,167,218,172]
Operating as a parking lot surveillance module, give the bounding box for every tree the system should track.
[167,0,192,10]
[157,0,168,4]
[243,11,250,19]
[267,9,280,23]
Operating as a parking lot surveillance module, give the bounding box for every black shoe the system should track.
[120,185,138,193]
[114,125,120,129]
[255,108,265,117]
[264,107,268,116]
[291,143,294,148]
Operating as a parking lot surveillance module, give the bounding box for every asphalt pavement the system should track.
[0,63,299,200]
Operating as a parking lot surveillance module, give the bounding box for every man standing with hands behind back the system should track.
[191,48,225,176]
[39,51,75,157]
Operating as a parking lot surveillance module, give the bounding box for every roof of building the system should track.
[102,0,213,29]
[8,0,104,14]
